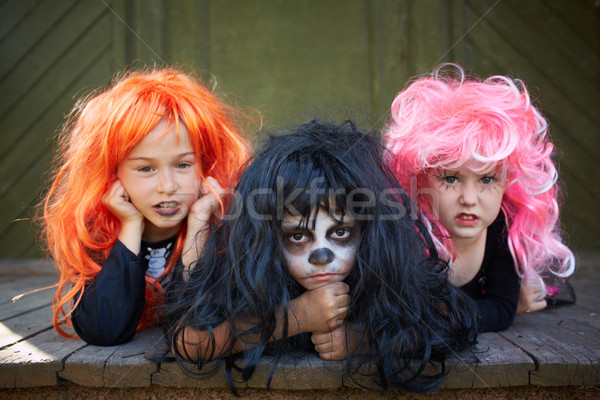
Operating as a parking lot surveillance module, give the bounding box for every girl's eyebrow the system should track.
[126,152,195,161]
[281,220,303,229]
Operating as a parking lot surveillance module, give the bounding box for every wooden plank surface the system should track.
[60,327,166,388]
[500,305,600,387]
[0,306,53,348]
[103,327,167,388]
[0,275,54,321]
[0,271,598,389]
[0,328,86,388]
[443,332,534,388]
[0,275,55,304]
[571,279,600,311]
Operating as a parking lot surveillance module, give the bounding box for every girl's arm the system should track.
[181,177,226,279]
[174,281,350,361]
[71,240,146,345]
[469,245,520,333]
[71,180,146,346]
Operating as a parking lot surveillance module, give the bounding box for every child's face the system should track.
[280,208,359,291]
[117,118,201,241]
[426,165,505,245]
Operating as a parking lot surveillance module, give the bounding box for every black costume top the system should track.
[72,237,175,345]
[458,215,520,333]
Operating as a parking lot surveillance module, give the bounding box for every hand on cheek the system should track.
[188,177,227,230]
[102,179,144,254]
[103,179,144,223]
[182,177,228,275]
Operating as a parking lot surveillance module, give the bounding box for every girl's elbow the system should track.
[173,327,217,362]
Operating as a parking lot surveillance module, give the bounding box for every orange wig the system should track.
[43,68,250,337]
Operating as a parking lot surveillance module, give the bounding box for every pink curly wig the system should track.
[43,68,250,337]
[384,64,574,292]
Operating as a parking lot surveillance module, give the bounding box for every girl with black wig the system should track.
[164,120,477,392]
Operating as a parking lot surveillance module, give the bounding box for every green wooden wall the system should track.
[0,0,598,258]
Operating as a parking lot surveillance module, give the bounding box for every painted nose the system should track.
[459,183,477,206]
[158,171,177,194]
[308,248,334,265]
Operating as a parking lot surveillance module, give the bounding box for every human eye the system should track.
[435,170,458,185]
[333,228,350,239]
[175,162,192,170]
[480,175,496,184]
[330,226,355,242]
[443,175,458,184]
[287,232,309,244]
[138,166,154,173]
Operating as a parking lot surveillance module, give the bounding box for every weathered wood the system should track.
[0,328,86,388]
[499,307,600,386]
[0,260,55,277]
[102,327,166,387]
[0,279,53,321]
[60,327,165,387]
[59,342,117,387]
[0,305,53,349]
[443,332,534,388]
[0,299,598,390]
[571,279,600,311]
[154,334,533,391]
[0,275,55,304]
[153,353,352,390]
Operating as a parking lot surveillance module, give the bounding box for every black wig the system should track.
[164,120,477,392]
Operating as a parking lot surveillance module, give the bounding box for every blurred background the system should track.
[0,0,598,261]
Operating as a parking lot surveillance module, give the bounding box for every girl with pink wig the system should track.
[43,68,250,345]
[384,65,575,332]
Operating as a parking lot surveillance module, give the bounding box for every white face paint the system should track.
[280,209,359,291]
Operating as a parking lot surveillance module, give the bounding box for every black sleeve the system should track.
[72,240,146,346]
[472,249,520,333]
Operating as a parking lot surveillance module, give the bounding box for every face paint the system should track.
[308,248,334,264]
[281,208,358,290]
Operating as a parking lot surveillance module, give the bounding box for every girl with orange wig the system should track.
[43,68,250,345]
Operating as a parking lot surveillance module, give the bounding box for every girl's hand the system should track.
[103,180,144,223]
[187,177,227,234]
[102,180,144,254]
[517,284,547,315]
[311,322,363,361]
[182,177,228,276]
[291,282,350,334]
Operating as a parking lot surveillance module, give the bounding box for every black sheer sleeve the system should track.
[460,217,520,333]
[72,240,146,346]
